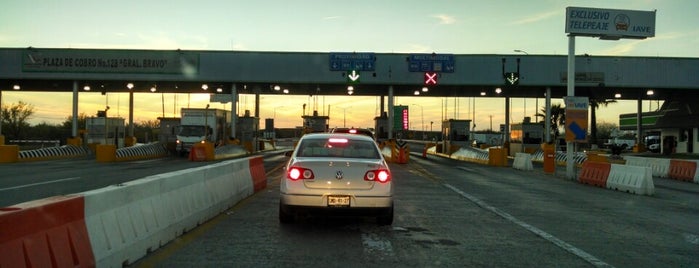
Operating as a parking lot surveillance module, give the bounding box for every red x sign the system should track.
[424,72,437,85]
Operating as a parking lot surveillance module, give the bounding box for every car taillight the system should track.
[287,167,314,180]
[364,169,391,183]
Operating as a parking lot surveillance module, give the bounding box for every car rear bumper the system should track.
[280,193,392,208]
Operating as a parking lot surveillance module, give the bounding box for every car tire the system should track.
[376,204,394,226]
[279,203,294,224]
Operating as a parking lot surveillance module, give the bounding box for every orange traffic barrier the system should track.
[578,161,611,187]
[249,156,268,192]
[0,196,95,267]
[668,160,697,182]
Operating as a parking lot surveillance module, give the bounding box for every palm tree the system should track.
[536,104,566,144]
[589,98,617,147]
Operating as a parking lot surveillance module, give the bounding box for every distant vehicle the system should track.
[175,108,230,156]
[330,127,375,139]
[279,133,393,225]
[645,135,661,153]
[605,138,635,150]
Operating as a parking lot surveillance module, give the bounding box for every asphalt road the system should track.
[130,153,699,268]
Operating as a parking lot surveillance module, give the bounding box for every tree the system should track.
[536,104,566,143]
[61,112,89,131]
[589,98,617,147]
[1,101,35,140]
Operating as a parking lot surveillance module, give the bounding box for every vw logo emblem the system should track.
[335,170,344,180]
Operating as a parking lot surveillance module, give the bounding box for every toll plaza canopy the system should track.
[1,47,698,100]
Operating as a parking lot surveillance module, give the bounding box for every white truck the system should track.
[176,108,231,156]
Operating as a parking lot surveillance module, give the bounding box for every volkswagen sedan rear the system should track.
[279,133,393,225]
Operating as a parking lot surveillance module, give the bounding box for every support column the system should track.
[0,89,3,144]
[65,81,83,146]
[637,93,643,144]
[545,87,552,143]
[230,84,238,141]
[388,86,394,139]
[125,90,136,146]
[72,81,79,138]
[566,35,576,180]
[505,97,510,143]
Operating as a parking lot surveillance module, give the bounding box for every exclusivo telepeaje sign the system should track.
[565,6,656,39]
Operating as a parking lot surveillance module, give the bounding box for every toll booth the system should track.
[263,118,275,139]
[510,117,545,155]
[238,110,260,152]
[302,111,329,133]
[374,112,389,140]
[86,116,126,148]
[442,119,471,154]
[158,117,180,152]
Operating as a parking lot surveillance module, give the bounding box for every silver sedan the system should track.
[279,133,394,225]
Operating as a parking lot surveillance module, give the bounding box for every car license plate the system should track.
[328,196,350,207]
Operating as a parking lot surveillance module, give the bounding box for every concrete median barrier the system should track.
[668,159,698,182]
[512,153,533,171]
[578,161,611,188]
[82,157,255,267]
[607,164,654,196]
[0,196,95,267]
[624,156,671,178]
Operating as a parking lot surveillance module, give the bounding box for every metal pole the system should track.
[388,86,394,139]
[545,87,552,143]
[72,81,79,138]
[566,35,576,180]
[505,97,510,143]
[230,84,237,139]
[129,91,134,137]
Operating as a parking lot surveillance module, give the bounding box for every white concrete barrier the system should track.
[624,156,671,178]
[513,153,533,171]
[82,158,254,267]
[607,164,654,196]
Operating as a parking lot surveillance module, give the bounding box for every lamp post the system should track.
[338,106,351,127]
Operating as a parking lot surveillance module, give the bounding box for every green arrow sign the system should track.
[347,70,360,83]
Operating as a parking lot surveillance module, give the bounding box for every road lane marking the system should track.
[0,177,82,191]
[443,183,614,268]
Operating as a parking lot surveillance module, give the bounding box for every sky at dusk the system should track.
[1,0,697,129]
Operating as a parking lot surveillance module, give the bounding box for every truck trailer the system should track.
[176,108,231,156]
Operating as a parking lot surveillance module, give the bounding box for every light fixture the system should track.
[273,85,281,91]
[127,83,134,90]
[150,86,157,92]
[422,87,429,92]
[83,85,91,91]
[414,90,420,95]
[480,91,486,96]
[202,84,209,90]
[12,84,20,90]
[283,89,289,94]
[347,86,354,91]
[495,88,502,94]
[615,93,622,98]
[216,87,223,93]
[348,90,354,95]
[646,89,654,96]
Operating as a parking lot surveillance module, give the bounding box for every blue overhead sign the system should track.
[329,52,376,71]
[408,54,455,73]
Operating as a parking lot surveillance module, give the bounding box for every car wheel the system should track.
[376,204,394,226]
[279,203,294,224]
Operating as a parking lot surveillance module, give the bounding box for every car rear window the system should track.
[297,138,379,159]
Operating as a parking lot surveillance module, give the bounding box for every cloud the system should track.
[511,10,558,25]
[322,16,342,20]
[598,39,645,55]
[432,14,456,25]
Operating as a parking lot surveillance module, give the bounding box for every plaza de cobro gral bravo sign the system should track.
[565,6,656,39]
[22,49,199,74]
